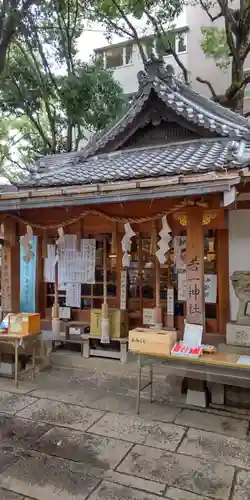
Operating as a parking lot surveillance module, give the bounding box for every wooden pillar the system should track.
[1,218,19,314]
[186,210,205,326]
[216,229,229,334]
[37,235,45,318]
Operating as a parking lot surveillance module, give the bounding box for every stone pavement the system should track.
[0,359,249,500]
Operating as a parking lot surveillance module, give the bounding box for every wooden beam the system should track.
[186,209,205,325]
[216,229,229,335]
[1,219,19,313]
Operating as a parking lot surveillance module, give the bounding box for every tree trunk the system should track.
[227,59,244,113]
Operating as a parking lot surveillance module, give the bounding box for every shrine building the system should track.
[1,57,250,354]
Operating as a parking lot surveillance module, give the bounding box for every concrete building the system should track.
[94,4,250,109]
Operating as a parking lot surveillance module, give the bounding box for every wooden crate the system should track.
[90,309,128,338]
[129,327,177,356]
[8,313,40,335]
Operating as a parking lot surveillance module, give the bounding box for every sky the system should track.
[77,18,149,62]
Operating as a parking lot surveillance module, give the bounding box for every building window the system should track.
[125,45,133,64]
[102,45,133,69]
[106,46,123,69]
[95,51,104,68]
[175,33,187,54]
[156,32,175,56]
[144,36,155,58]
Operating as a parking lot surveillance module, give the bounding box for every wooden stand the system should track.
[82,334,128,363]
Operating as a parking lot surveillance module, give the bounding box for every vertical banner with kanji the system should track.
[20,235,37,313]
[186,211,205,325]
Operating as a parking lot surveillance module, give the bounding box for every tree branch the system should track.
[110,0,147,65]
[196,76,219,100]
[0,0,38,75]
[144,8,189,84]
[199,0,222,22]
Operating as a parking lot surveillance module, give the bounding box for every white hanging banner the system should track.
[120,270,127,310]
[178,271,187,301]
[156,216,172,264]
[66,283,81,308]
[122,223,135,268]
[44,244,56,282]
[204,274,217,304]
[167,286,174,316]
[174,236,187,272]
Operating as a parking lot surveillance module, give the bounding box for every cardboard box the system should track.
[8,313,40,335]
[129,327,177,356]
[90,309,128,338]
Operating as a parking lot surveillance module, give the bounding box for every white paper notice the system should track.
[44,245,55,282]
[178,272,187,301]
[143,308,155,325]
[183,322,203,348]
[178,273,217,304]
[59,307,71,319]
[167,286,174,316]
[204,274,217,304]
[237,355,250,366]
[66,283,81,308]
[174,236,187,272]
[58,238,95,284]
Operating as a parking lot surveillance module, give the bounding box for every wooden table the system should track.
[135,351,250,414]
[82,334,128,363]
[56,321,89,355]
[0,330,41,388]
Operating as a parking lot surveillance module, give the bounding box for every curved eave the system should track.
[0,171,242,211]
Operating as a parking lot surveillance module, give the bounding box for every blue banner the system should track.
[20,235,37,313]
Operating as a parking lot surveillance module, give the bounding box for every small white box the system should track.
[69,327,81,336]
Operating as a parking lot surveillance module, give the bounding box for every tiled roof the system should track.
[16,139,246,188]
[15,58,250,189]
[76,59,250,159]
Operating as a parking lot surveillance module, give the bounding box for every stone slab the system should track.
[166,487,211,500]
[0,489,24,500]
[225,386,250,408]
[208,383,225,405]
[118,444,234,499]
[29,387,102,407]
[103,470,165,495]
[226,322,250,346]
[87,480,163,500]
[186,390,207,408]
[16,399,105,431]
[0,452,100,500]
[0,414,51,447]
[90,394,181,422]
[175,409,249,438]
[232,469,250,500]
[0,392,36,415]
[178,428,250,469]
[0,451,18,474]
[88,412,185,451]
[33,426,132,474]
